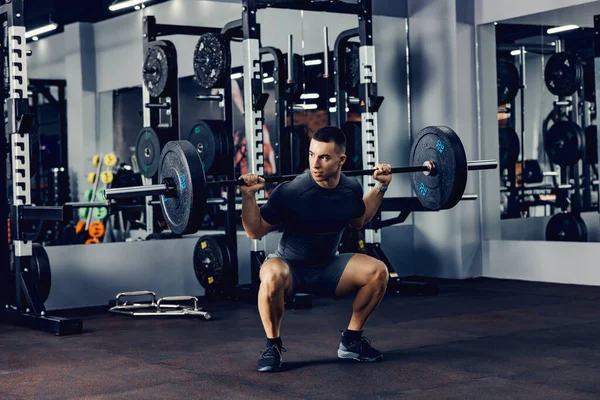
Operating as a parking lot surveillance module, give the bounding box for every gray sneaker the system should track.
[338,336,383,362]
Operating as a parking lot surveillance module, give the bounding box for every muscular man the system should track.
[240,126,391,372]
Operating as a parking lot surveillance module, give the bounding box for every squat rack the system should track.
[1,0,82,335]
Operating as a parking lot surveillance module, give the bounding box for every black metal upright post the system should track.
[242,0,268,291]
[0,8,8,312]
[260,46,286,176]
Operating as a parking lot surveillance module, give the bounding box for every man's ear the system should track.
[339,154,347,165]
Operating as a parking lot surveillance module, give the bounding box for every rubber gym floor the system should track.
[2,277,600,399]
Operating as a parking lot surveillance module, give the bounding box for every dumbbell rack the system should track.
[1,0,83,335]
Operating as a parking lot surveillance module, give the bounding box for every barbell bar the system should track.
[104,126,498,235]
[106,160,495,201]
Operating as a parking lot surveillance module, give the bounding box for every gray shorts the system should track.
[264,252,358,298]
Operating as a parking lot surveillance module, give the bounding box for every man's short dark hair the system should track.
[312,126,346,154]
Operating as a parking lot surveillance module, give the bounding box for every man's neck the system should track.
[315,172,341,189]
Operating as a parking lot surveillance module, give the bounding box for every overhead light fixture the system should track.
[32,36,39,41]
[510,49,527,56]
[109,0,149,12]
[230,72,243,80]
[25,23,58,39]
[547,25,579,34]
[300,104,318,110]
[304,59,322,66]
[263,77,275,83]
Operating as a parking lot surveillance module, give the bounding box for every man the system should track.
[240,126,391,372]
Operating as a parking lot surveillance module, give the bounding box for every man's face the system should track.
[309,139,346,182]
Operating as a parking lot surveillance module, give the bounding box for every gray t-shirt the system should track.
[260,172,366,266]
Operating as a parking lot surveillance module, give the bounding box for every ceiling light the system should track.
[547,25,579,34]
[32,36,39,41]
[25,23,58,39]
[109,0,149,12]
[510,49,527,56]
[230,72,243,80]
[304,59,322,66]
[134,5,141,10]
[263,77,275,83]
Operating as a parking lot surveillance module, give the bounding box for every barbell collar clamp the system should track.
[163,178,177,198]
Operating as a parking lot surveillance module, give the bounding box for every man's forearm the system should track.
[241,193,262,237]
[361,186,386,226]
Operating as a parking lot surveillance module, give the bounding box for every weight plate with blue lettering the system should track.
[158,141,206,235]
[410,126,468,210]
[136,127,161,178]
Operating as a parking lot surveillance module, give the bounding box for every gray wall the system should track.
[484,238,600,286]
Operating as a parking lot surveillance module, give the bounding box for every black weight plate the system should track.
[498,127,520,170]
[544,121,584,166]
[214,129,234,176]
[32,243,52,303]
[193,33,229,89]
[583,60,595,102]
[136,127,161,178]
[214,234,237,288]
[343,42,360,95]
[9,243,52,303]
[585,125,598,164]
[188,120,216,174]
[158,141,206,235]
[189,120,233,176]
[546,212,587,242]
[523,159,543,184]
[342,121,362,171]
[497,59,520,105]
[544,52,583,97]
[143,44,170,98]
[193,235,228,289]
[410,126,468,210]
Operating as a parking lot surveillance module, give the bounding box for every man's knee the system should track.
[369,260,389,286]
[260,259,292,289]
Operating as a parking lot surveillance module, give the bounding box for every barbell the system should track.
[105,126,498,235]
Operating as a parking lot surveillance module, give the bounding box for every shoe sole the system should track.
[258,364,282,372]
[338,349,383,362]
